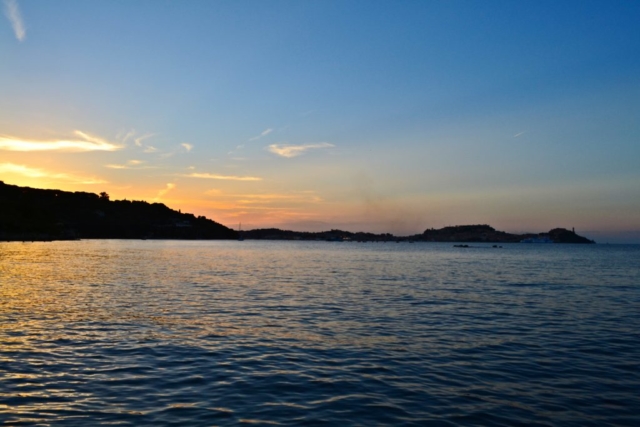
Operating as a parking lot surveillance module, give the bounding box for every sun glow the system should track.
[0,163,107,185]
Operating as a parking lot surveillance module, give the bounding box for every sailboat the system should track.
[238,222,244,241]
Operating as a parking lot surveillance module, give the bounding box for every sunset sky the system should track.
[2,1,639,242]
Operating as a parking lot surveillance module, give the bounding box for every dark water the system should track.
[1,240,639,426]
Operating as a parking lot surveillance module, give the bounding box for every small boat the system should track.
[238,222,244,241]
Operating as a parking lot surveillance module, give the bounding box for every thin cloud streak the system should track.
[0,162,107,184]
[118,129,136,144]
[3,0,25,41]
[0,131,122,152]
[134,133,155,147]
[200,190,323,209]
[155,183,176,200]
[235,193,318,201]
[105,160,152,169]
[185,173,262,181]
[268,142,334,158]
[248,128,273,141]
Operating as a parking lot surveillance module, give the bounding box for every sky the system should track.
[1,0,639,242]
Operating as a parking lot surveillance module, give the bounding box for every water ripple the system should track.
[1,241,639,425]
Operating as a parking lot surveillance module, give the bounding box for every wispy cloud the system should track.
[0,131,122,152]
[118,129,136,144]
[249,128,273,142]
[3,0,25,42]
[105,160,151,169]
[185,173,262,181]
[154,183,176,200]
[513,131,527,138]
[236,194,298,200]
[227,143,247,157]
[118,130,157,152]
[0,162,107,184]
[202,190,322,205]
[235,193,323,204]
[181,143,193,152]
[134,133,155,147]
[267,142,334,158]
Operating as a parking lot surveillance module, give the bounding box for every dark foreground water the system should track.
[1,240,639,426]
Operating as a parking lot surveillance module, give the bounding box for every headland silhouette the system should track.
[0,181,594,243]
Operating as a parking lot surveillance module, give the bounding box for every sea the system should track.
[1,240,639,426]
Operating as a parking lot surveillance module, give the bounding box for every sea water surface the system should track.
[1,240,639,426]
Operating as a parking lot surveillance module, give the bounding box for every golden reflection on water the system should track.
[1,241,381,344]
[1,240,448,357]
[0,240,603,348]
[1,240,639,425]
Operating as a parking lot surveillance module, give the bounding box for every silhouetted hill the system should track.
[0,181,237,240]
[242,228,394,242]
[1,181,595,244]
[422,224,511,242]
[420,224,594,243]
[241,224,595,243]
[547,228,594,244]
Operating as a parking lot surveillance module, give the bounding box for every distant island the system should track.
[242,224,595,244]
[0,182,594,243]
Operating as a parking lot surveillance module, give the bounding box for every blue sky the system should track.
[1,0,639,242]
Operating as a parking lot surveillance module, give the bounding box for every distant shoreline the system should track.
[0,225,595,244]
[239,224,595,244]
[1,181,595,244]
